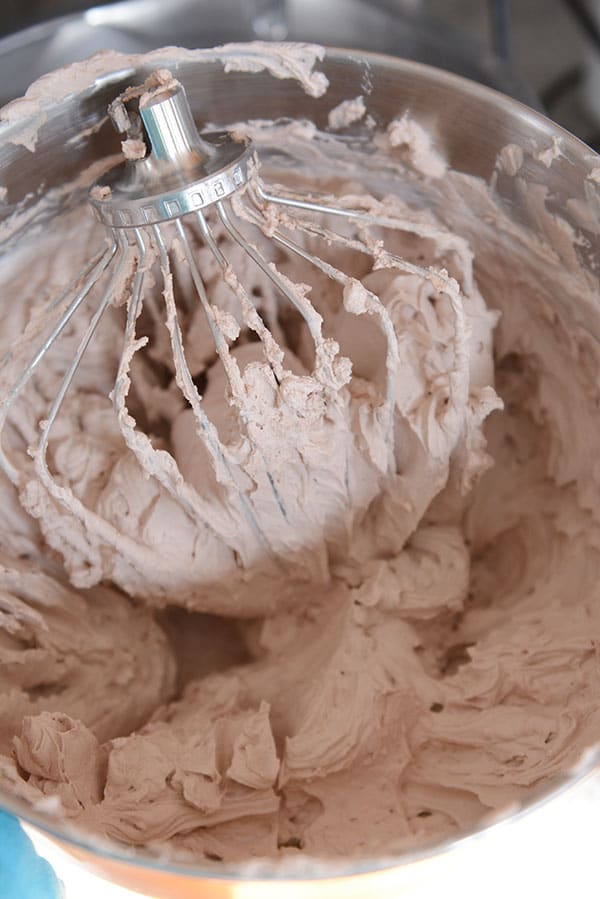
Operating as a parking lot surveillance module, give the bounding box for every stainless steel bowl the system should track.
[0,45,598,898]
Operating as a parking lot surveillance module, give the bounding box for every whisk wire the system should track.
[37,232,130,475]
[154,222,280,546]
[216,200,344,391]
[193,209,285,380]
[245,184,470,427]
[0,241,117,484]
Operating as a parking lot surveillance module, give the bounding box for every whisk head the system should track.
[0,69,476,614]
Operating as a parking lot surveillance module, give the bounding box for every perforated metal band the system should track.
[89,132,253,229]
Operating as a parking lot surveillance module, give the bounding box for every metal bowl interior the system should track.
[0,45,599,896]
[0,0,537,107]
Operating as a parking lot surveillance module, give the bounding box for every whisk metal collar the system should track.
[89,81,253,229]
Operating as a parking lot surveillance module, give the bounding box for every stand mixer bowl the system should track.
[0,45,598,898]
